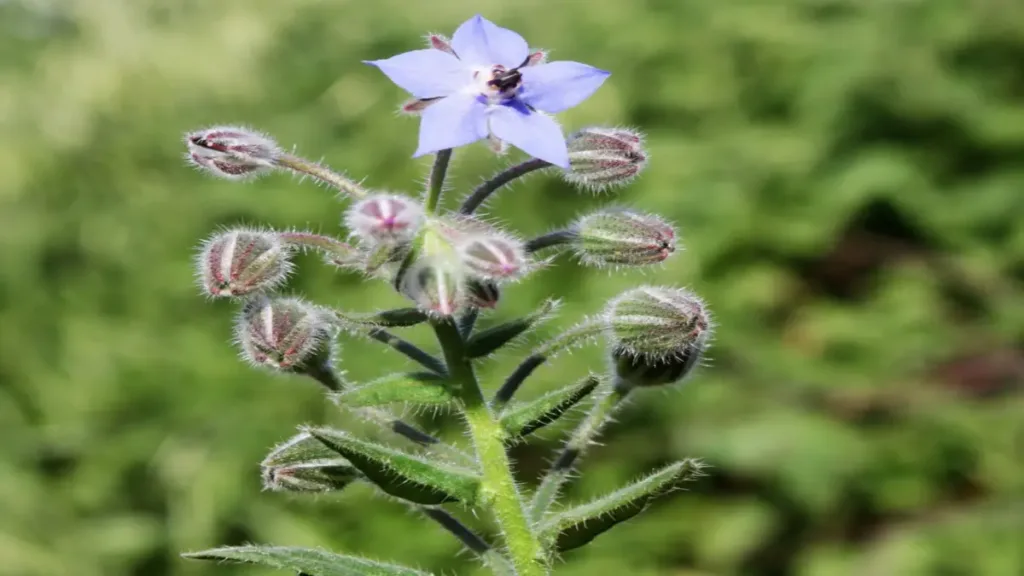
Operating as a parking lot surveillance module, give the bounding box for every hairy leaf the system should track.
[307,427,480,505]
[182,546,431,575]
[333,372,457,408]
[370,307,430,327]
[540,460,704,551]
[500,376,601,439]
[465,299,558,358]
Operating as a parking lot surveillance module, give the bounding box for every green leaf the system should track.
[465,299,558,358]
[371,307,429,327]
[307,427,481,505]
[333,372,457,408]
[182,546,431,575]
[500,376,601,439]
[539,460,705,552]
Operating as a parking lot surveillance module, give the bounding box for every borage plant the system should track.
[183,14,711,576]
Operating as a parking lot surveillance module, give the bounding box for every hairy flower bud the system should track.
[197,229,292,297]
[561,127,647,191]
[572,209,677,267]
[185,126,279,180]
[344,194,425,245]
[399,259,464,317]
[465,279,501,309]
[261,431,359,493]
[457,233,529,281]
[604,287,711,387]
[235,296,335,371]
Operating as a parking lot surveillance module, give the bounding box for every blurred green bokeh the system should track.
[1,0,1022,575]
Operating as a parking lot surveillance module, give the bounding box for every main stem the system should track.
[433,319,547,576]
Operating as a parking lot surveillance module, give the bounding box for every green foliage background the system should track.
[1,0,1022,574]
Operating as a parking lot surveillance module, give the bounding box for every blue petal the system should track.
[365,49,469,99]
[520,62,610,113]
[450,15,530,68]
[488,102,569,168]
[413,93,489,157]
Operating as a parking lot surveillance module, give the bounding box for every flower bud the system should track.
[344,194,425,245]
[457,233,529,281]
[185,126,279,180]
[604,286,711,387]
[399,258,464,317]
[465,279,501,309]
[197,229,292,297]
[572,209,677,267]
[235,296,336,371]
[561,127,647,191]
[261,431,360,493]
[604,287,710,359]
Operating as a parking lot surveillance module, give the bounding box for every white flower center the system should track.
[470,65,523,104]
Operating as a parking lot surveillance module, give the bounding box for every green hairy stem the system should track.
[432,319,548,576]
[274,154,368,199]
[423,149,547,574]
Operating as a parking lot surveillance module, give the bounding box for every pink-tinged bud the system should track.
[457,233,529,281]
[344,194,425,245]
[185,126,280,180]
[197,229,292,297]
[427,34,456,55]
[465,279,501,309]
[399,259,464,317]
[603,287,711,387]
[561,127,647,192]
[235,296,335,371]
[572,209,677,267]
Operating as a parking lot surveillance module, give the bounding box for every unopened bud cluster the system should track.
[561,127,648,191]
[397,218,530,317]
[604,287,711,387]
[186,126,280,180]
[572,209,677,267]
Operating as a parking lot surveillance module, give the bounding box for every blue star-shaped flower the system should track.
[366,15,610,168]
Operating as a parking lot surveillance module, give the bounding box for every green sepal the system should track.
[539,460,704,552]
[500,376,600,439]
[465,299,558,358]
[370,307,429,327]
[182,546,432,575]
[333,372,458,408]
[307,427,480,505]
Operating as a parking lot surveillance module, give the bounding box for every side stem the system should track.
[529,379,632,522]
[459,158,551,215]
[432,319,547,576]
[273,154,367,199]
[425,149,453,213]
